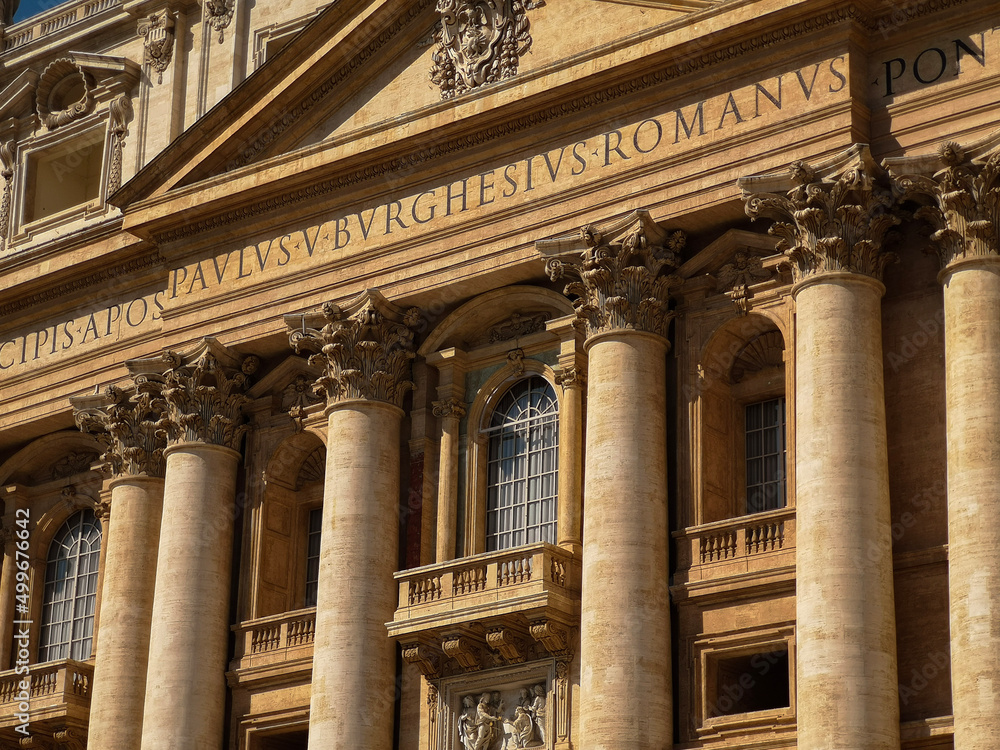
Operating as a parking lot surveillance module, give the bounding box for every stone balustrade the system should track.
[230,608,317,674]
[389,542,579,676]
[3,0,123,52]
[674,508,796,583]
[0,659,93,743]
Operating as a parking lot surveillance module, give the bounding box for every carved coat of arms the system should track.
[430,0,536,99]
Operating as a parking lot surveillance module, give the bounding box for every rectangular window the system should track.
[304,508,322,607]
[745,397,786,514]
[709,647,790,718]
[24,128,105,224]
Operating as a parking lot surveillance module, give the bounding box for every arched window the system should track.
[39,509,101,662]
[485,377,559,551]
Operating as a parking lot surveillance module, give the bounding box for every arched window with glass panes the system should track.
[39,509,101,662]
[485,376,559,551]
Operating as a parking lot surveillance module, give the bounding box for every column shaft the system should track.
[140,444,239,750]
[0,531,15,670]
[579,332,670,750]
[794,274,898,750]
[557,381,583,550]
[309,401,402,750]
[435,415,460,562]
[942,260,1000,747]
[89,477,163,750]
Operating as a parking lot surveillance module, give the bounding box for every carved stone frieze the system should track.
[204,0,235,43]
[126,339,257,451]
[487,312,549,343]
[0,141,14,251]
[716,250,772,316]
[288,289,420,409]
[107,94,133,194]
[36,59,93,130]
[542,212,684,340]
[740,144,900,283]
[429,0,539,100]
[138,11,175,85]
[457,682,547,750]
[433,398,467,420]
[886,139,1000,269]
[72,382,169,478]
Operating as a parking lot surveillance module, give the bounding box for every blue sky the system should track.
[13,0,70,23]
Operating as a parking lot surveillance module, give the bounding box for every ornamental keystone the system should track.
[71,382,169,478]
[125,338,258,451]
[286,289,420,409]
[885,133,1000,269]
[739,144,900,283]
[538,210,684,341]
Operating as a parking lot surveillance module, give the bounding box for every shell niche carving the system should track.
[36,58,93,131]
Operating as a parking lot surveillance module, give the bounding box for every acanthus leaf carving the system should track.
[886,139,1000,269]
[402,642,441,679]
[716,250,772,316]
[740,144,900,283]
[554,366,585,391]
[138,11,176,85]
[528,618,570,656]
[430,0,536,100]
[485,627,526,663]
[125,339,257,451]
[288,290,420,409]
[441,634,482,671]
[543,214,684,340]
[432,397,467,420]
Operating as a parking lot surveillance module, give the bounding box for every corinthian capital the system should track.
[71,383,169,478]
[739,144,899,283]
[885,137,1000,269]
[538,210,684,341]
[286,289,420,409]
[126,338,258,451]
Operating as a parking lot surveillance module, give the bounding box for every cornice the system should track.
[0,248,163,317]
[150,3,874,245]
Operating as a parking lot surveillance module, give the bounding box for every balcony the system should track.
[229,608,316,682]
[0,659,93,746]
[388,542,579,677]
[672,508,796,599]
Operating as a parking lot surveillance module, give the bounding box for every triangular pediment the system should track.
[112,0,697,218]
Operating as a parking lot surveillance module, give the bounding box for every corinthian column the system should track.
[72,382,168,750]
[541,211,683,750]
[741,146,900,750]
[136,339,257,750]
[288,290,419,750]
[887,138,1000,749]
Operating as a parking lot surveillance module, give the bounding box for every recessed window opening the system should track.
[39,509,102,662]
[745,396,786,514]
[25,128,104,224]
[711,647,789,717]
[485,376,559,552]
[304,508,322,607]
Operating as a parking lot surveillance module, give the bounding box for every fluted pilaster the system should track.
[887,137,1000,750]
[540,210,678,750]
[740,145,899,750]
[287,289,419,750]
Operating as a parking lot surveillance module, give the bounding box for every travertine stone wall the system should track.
[88,476,163,750]
[140,443,240,750]
[793,273,899,750]
[309,401,402,750]
[942,257,1000,748]
[578,331,671,750]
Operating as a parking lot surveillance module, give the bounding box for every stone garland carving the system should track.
[716,250,771,316]
[0,141,14,252]
[138,11,176,85]
[429,0,541,100]
[740,145,899,283]
[888,141,1000,268]
[458,684,547,750]
[289,290,421,409]
[205,0,235,44]
[488,312,549,343]
[545,223,684,340]
[433,398,467,420]
[107,94,134,194]
[72,383,169,478]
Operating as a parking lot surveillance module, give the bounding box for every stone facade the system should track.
[0,0,991,748]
